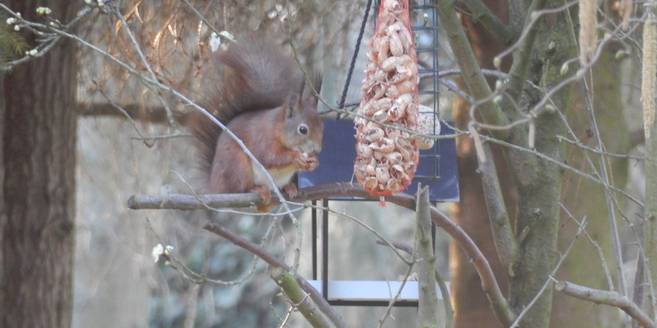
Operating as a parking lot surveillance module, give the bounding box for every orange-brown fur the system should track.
[191,37,323,209]
[208,106,312,194]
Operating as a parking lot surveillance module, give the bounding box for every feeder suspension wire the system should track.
[337,0,374,113]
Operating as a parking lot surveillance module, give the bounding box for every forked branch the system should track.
[128,182,517,326]
[555,281,656,328]
[204,223,344,328]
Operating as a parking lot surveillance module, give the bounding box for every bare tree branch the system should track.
[128,192,264,210]
[503,0,546,104]
[77,102,172,122]
[128,182,517,326]
[376,237,454,327]
[436,0,510,139]
[436,0,518,287]
[459,0,515,45]
[0,3,93,71]
[270,267,333,328]
[416,186,440,328]
[435,270,454,328]
[473,131,517,273]
[555,281,656,328]
[377,261,415,328]
[203,223,345,328]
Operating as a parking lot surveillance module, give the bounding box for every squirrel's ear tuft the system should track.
[285,94,300,118]
[308,94,319,109]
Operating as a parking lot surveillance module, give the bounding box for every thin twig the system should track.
[0,4,93,71]
[111,5,178,129]
[377,262,415,328]
[509,217,589,327]
[560,203,615,290]
[204,223,345,328]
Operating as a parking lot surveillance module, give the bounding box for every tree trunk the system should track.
[507,5,575,326]
[0,1,79,327]
[552,48,628,328]
[449,0,577,327]
[449,1,515,327]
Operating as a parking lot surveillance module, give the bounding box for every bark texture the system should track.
[0,1,79,327]
[506,5,574,326]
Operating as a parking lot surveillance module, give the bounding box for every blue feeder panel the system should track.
[298,119,459,202]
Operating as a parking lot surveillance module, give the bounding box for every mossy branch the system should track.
[415,186,440,328]
[271,268,334,328]
[203,223,345,328]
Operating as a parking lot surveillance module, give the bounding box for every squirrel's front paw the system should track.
[282,183,298,199]
[295,153,319,171]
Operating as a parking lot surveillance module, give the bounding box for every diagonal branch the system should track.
[436,0,510,139]
[459,0,515,45]
[376,237,454,327]
[204,223,344,328]
[474,136,517,274]
[503,0,547,105]
[555,281,656,328]
[269,268,332,328]
[437,0,517,283]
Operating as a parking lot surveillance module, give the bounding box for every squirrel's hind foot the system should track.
[252,185,274,213]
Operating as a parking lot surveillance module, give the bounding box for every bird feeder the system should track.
[297,0,458,306]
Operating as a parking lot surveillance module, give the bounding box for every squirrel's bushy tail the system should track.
[189,36,304,173]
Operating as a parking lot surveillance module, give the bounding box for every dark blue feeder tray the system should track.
[298,119,459,202]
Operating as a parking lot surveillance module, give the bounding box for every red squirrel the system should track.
[190,37,323,209]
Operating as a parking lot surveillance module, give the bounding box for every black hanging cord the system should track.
[337,0,374,115]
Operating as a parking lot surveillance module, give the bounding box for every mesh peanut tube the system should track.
[354,0,420,197]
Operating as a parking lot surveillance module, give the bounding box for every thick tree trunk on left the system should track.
[0,1,79,327]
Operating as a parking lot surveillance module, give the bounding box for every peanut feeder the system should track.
[354,0,420,197]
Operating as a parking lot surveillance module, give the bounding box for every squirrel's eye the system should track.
[297,124,309,135]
